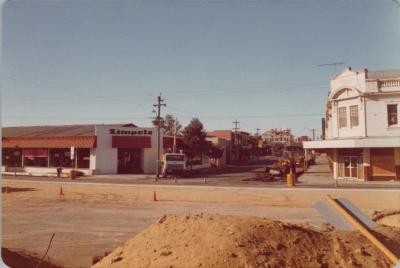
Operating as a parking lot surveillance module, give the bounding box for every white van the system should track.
[161,153,187,177]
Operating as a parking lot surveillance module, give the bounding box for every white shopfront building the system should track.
[2,124,165,175]
[304,67,400,181]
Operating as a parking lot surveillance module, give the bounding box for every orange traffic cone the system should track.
[59,186,64,196]
[153,191,157,201]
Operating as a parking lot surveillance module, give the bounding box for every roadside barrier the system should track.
[286,171,295,187]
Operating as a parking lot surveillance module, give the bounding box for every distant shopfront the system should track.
[1,124,163,175]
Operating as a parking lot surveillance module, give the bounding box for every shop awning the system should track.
[2,136,96,148]
[112,136,151,148]
[304,137,400,149]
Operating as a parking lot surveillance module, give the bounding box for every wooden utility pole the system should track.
[153,94,166,180]
[232,120,240,162]
[173,117,177,153]
[256,128,261,160]
[310,128,316,141]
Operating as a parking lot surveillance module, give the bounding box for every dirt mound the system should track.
[372,210,400,228]
[92,214,400,268]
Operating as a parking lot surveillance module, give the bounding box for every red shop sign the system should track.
[23,149,49,157]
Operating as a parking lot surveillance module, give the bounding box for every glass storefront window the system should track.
[2,148,23,167]
[77,148,90,168]
[49,148,75,168]
[23,149,49,167]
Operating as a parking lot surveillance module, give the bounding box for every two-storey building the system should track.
[262,128,294,145]
[304,67,400,181]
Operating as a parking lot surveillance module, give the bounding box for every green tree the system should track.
[152,114,181,136]
[182,118,207,169]
[151,117,165,129]
[163,114,182,136]
[248,135,261,156]
[205,142,224,159]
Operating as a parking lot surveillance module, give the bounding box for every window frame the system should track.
[338,107,347,128]
[387,104,398,127]
[49,148,76,168]
[2,148,23,167]
[350,105,359,128]
[23,148,49,167]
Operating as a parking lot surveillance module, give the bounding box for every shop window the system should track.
[387,104,398,126]
[350,105,359,127]
[2,148,22,167]
[77,148,90,168]
[23,149,49,167]
[338,107,347,128]
[49,148,75,168]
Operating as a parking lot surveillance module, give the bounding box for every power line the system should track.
[2,112,324,121]
[2,75,150,106]
[317,62,346,67]
[165,87,326,101]
[163,80,326,95]
[3,75,327,104]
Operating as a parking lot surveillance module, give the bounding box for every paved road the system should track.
[2,155,400,189]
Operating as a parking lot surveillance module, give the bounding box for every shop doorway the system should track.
[343,156,361,179]
[117,148,142,174]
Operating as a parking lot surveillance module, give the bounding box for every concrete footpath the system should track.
[298,155,400,188]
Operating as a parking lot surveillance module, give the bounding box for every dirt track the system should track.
[2,179,400,268]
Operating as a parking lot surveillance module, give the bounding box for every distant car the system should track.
[161,153,187,178]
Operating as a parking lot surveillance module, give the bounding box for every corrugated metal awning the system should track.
[2,136,96,148]
[112,136,151,148]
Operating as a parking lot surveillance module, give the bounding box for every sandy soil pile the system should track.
[372,210,400,228]
[92,214,400,268]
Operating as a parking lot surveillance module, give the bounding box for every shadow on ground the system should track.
[2,248,63,268]
[2,187,36,193]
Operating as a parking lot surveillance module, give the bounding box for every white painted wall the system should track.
[365,95,400,137]
[94,126,118,174]
[332,97,365,138]
[327,68,400,140]
[89,148,96,174]
[94,125,160,174]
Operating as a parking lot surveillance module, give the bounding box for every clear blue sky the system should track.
[2,0,400,137]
